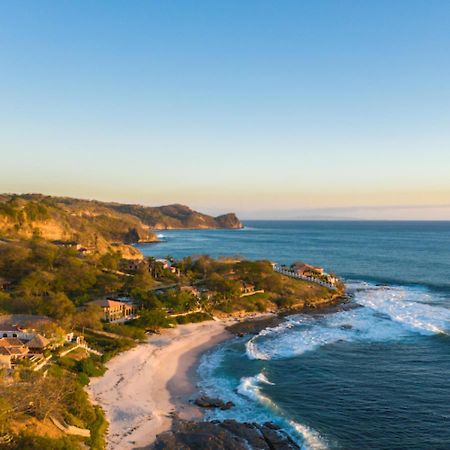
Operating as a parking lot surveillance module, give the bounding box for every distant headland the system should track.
[0,193,243,257]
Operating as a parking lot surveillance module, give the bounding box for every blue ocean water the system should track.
[137,221,450,449]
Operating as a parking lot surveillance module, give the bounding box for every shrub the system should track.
[8,434,81,450]
[88,406,108,450]
[75,357,106,377]
[175,312,211,324]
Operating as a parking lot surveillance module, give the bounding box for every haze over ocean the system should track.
[139,221,450,449]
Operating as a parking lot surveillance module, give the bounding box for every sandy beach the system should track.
[87,320,232,450]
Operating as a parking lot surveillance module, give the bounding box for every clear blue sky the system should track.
[1,1,450,219]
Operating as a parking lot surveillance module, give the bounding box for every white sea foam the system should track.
[237,373,275,401]
[237,372,326,450]
[289,420,328,450]
[247,283,450,361]
[353,284,450,335]
[198,345,327,449]
[199,282,450,450]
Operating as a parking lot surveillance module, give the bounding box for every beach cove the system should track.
[87,320,232,449]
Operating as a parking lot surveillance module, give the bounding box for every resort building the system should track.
[88,299,137,323]
[291,261,325,276]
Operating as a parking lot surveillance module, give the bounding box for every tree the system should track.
[39,292,76,324]
[99,252,121,271]
[126,268,155,292]
[134,309,173,329]
[73,304,104,330]
[0,396,11,437]
[16,270,54,297]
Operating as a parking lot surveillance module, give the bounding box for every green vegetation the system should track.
[0,366,101,449]
[0,238,125,327]
[0,194,241,256]
[0,218,341,449]
[5,434,82,450]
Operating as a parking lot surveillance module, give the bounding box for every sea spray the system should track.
[237,372,327,450]
[247,283,450,361]
[198,343,327,449]
[353,284,450,335]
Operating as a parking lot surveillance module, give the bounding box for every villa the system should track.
[88,298,137,323]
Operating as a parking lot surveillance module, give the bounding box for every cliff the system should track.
[108,203,242,230]
[0,194,242,257]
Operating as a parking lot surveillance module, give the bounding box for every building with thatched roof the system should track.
[25,334,50,352]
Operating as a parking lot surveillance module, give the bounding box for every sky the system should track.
[0,1,450,219]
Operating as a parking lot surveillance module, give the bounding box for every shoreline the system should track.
[87,320,233,450]
[87,295,345,449]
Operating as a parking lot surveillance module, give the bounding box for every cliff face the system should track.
[0,195,156,258]
[0,194,242,256]
[109,203,243,230]
[215,213,242,229]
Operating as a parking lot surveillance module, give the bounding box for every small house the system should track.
[120,258,147,273]
[0,337,29,368]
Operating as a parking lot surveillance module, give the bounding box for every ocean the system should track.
[137,221,450,450]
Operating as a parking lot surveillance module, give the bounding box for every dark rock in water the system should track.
[151,419,300,449]
[227,316,283,336]
[340,324,352,330]
[194,396,234,410]
[263,421,281,430]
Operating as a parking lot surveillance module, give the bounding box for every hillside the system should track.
[108,203,242,229]
[0,194,242,257]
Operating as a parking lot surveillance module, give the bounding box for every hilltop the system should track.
[0,194,242,256]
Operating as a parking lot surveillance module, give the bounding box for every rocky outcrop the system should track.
[215,213,243,229]
[152,419,300,450]
[194,396,234,410]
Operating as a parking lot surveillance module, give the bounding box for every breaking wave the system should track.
[198,346,327,449]
[247,283,450,361]
[237,373,326,450]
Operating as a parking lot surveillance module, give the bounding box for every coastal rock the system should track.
[194,396,234,410]
[214,213,243,229]
[151,419,300,450]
